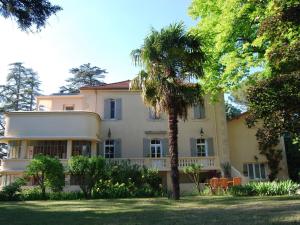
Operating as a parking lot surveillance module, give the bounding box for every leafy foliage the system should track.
[183,164,203,193]
[0,0,62,31]
[229,180,299,196]
[25,154,65,198]
[60,63,107,94]
[68,156,106,198]
[225,102,242,120]
[130,22,205,200]
[189,0,300,96]
[0,178,25,200]
[246,72,300,180]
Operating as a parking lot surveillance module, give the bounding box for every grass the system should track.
[0,196,300,225]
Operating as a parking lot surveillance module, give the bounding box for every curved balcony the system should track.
[2,111,101,141]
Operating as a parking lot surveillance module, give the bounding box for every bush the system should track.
[229,180,299,196]
[0,178,26,200]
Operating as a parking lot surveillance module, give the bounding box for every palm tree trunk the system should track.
[168,106,180,200]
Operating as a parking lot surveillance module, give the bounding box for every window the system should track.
[63,104,74,110]
[150,139,162,158]
[8,141,21,159]
[196,138,207,156]
[72,141,91,157]
[104,139,115,158]
[110,99,116,119]
[243,163,266,180]
[194,102,205,119]
[29,140,67,159]
[149,107,160,120]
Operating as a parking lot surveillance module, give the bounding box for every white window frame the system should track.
[150,139,162,158]
[196,138,207,157]
[244,163,266,180]
[109,99,116,119]
[104,139,115,158]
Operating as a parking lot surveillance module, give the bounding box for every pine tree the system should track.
[60,63,107,94]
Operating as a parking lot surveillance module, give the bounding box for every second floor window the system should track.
[150,139,162,158]
[104,98,122,120]
[8,141,21,159]
[196,138,207,156]
[194,102,205,119]
[149,107,160,120]
[110,99,116,119]
[29,140,67,159]
[104,139,115,158]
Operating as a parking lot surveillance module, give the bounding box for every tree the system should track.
[24,69,41,111]
[189,0,300,96]
[60,63,107,94]
[0,0,62,31]
[68,156,106,199]
[130,23,205,200]
[25,154,65,198]
[183,164,203,194]
[225,102,242,120]
[246,72,300,180]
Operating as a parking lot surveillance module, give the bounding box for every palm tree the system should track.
[130,23,205,200]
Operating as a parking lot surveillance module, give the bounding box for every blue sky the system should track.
[0,0,197,94]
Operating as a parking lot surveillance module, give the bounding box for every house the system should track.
[0,80,289,192]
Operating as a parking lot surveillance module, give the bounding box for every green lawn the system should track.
[0,196,300,225]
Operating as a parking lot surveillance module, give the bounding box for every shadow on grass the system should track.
[0,196,300,225]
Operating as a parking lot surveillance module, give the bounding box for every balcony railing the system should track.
[0,157,218,173]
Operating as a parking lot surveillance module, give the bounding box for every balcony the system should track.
[1,111,101,141]
[0,157,218,173]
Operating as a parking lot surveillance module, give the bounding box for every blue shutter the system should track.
[116,98,122,120]
[114,139,121,158]
[194,105,200,119]
[104,99,110,119]
[143,138,150,157]
[199,103,205,119]
[161,138,168,157]
[190,138,197,157]
[207,138,214,156]
[98,141,104,157]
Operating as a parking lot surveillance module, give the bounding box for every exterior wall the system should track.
[4,111,100,141]
[228,114,289,180]
[37,95,85,111]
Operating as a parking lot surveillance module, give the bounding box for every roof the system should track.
[80,80,131,90]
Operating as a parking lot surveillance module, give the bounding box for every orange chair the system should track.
[219,178,229,191]
[233,177,242,186]
[209,177,219,194]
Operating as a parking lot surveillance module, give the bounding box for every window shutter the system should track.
[199,103,205,119]
[161,138,168,157]
[194,105,200,119]
[143,138,150,157]
[114,139,122,158]
[98,142,104,157]
[149,108,154,120]
[207,138,214,156]
[190,138,197,157]
[116,98,122,120]
[104,99,110,119]
[243,164,248,177]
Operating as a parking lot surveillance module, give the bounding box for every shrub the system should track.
[0,178,26,200]
[68,156,106,199]
[229,180,299,196]
[25,154,65,198]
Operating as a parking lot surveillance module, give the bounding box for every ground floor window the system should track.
[72,141,91,157]
[29,140,67,159]
[8,141,21,159]
[150,139,162,158]
[243,163,266,180]
[104,139,115,158]
[196,138,207,157]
